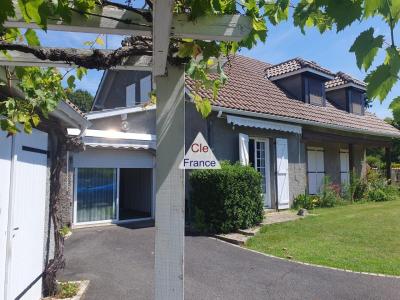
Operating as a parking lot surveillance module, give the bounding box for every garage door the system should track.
[0,129,48,300]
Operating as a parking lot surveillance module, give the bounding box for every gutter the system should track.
[212,105,400,139]
[50,101,91,137]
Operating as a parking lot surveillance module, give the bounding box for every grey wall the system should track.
[326,88,347,111]
[89,109,156,134]
[275,74,303,100]
[185,102,307,208]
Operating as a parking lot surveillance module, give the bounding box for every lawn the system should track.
[246,200,400,275]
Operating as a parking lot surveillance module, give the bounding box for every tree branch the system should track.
[0,41,152,69]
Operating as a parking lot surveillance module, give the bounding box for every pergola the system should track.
[1,2,251,299]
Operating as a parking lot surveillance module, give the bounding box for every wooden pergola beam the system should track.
[0,49,152,70]
[152,0,174,76]
[4,6,251,43]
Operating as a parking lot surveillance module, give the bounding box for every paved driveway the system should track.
[60,226,400,300]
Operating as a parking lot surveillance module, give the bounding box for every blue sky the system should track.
[36,11,399,120]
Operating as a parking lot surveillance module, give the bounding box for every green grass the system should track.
[246,200,400,275]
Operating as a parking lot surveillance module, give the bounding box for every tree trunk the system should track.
[42,126,68,296]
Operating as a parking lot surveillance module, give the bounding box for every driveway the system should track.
[60,226,400,300]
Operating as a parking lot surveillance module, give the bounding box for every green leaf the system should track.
[23,121,32,134]
[365,48,400,101]
[24,28,40,46]
[76,67,87,80]
[350,28,384,71]
[95,36,104,46]
[325,0,363,32]
[364,0,383,17]
[67,75,76,89]
[193,94,212,118]
[31,114,40,126]
[18,0,48,29]
[0,0,16,27]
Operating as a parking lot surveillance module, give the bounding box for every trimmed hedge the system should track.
[189,161,264,234]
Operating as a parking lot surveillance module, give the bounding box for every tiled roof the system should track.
[185,55,400,138]
[264,57,335,79]
[64,99,85,116]
[325,71,367,90]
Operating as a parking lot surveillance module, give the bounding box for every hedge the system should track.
[189,161,264,234]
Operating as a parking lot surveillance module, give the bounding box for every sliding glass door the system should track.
[76,168,117,223]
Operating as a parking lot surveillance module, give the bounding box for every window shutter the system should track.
[239,133,249,166]
[340,150,350,185]
[126,84,136,107]
[276,138,290,209]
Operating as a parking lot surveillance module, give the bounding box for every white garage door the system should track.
[0,129,48,300]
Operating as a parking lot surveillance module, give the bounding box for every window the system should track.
[307,147,325,194]
[308,77,325,106]
[76,168,117,223]
[126,83,136,107]
[140,75,152,103]
[340,149,350,186]
[350,90,364,115]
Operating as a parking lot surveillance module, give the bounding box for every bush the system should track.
[319,177,341,207]
[366,169,397,202]
[366,155,383,169]
[189,161,264,234]
[57,282,79,299]
[293,194,319,210]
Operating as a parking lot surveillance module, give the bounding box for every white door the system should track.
[0,132,12,299]
[6,129,48,300]
[276,138,290,209]
[307,147,325,194]
[254,139,271,207]
[340,149,350,186]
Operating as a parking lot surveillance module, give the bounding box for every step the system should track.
[237,227,260,236]
[215,233,248,246]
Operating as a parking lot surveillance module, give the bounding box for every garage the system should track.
[0,129,48,300]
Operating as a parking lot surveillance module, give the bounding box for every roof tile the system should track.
[185,55,400,138]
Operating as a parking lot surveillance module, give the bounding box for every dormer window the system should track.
[325,72,367,115]
[305,76,325,106]
[265,58,334,107]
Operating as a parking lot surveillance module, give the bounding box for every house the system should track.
[63,55,400,228]
[0,66,89,300]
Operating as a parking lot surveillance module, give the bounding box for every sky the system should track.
[35,10,399,120]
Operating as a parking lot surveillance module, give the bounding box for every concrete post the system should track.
[154,64,185,300]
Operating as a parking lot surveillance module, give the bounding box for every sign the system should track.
[179,132,221,169]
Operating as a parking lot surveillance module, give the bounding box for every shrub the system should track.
[366,169,398,202]
[318,177,341,207]
[189,161,264,234]
[366,155,383,169]
[57,282,79,299]
[293,194,319,210]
